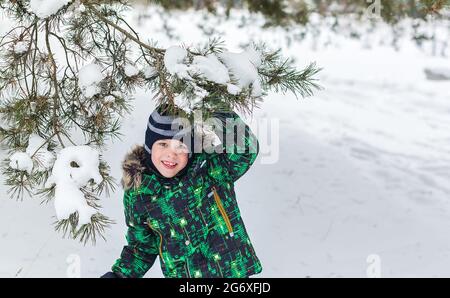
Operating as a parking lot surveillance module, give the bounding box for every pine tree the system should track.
[145,0,450,26]
[0,0,321,244]
[136,1,449,59]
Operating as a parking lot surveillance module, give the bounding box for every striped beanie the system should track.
[144,105,194,157]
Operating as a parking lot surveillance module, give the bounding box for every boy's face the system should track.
[151,139,189,178]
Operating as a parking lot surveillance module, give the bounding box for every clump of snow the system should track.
[7,135,55,174]
[72,0,86,15]
[13,41,29,54]
[9,152,33,174]
[174,94,191,112]
[45,146,103,226]
[244,48,263,67]
[174,92,204,113]
[218,49,262,96]
[29,0,71,19]
[164,45,263,98]
[226,83,242,95]
[124,64,139,77]
[193,86,209,98]
[78,63,105,98]
[111,90,122,97]
[25,134,55,171]
[143,65,157,79]
[164,46,190,79]
[190,54,230,84]
[250,79,262,97]
[78,3,86,12]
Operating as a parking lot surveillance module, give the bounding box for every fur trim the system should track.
[121,145,147,191]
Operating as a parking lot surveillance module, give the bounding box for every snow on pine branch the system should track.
[28,0,72,19]
[78,62,106,98]
[166,45,262,96]
[45,146,101,226]
[160,41,320,114]
[9,134,55,174]
[5,134,113,243]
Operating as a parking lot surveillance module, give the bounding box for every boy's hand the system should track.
[208,110,259,182]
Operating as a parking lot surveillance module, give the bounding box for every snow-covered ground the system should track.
[1,6,450,277]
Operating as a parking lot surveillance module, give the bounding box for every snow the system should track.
[111,91,122,97]
[13,41,29,54]
[226,83,241,95]
[25,134,55,171]
[71,0,86,18]
[124,63,139,77]
[250,79,262,97]
[45,146,102,227]
[7,135,54,174]
[78,63,105,98]
[1,5,450,278]
[77,3,86,13]
[193,86,209,98]
[143,65,157,79]
[218,50,261,95]
[164,46,190,79]
[243,48,262,68]
[164,46,262,97]
[190,54,230,84]
[9,152,33,174]
[173,93,202,113]
[28,0,71,19]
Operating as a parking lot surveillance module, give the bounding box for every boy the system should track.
[102,104,262,278]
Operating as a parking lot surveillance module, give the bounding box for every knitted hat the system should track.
[144,105,194,154]
[144,105,195,178]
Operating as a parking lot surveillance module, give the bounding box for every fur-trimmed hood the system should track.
[121,145,148,191]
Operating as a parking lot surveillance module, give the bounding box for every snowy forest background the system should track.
[1,0,450,277]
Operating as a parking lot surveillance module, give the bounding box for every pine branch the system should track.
[44,20,66,148]
[85,3,164,55]
[54,212,115,245]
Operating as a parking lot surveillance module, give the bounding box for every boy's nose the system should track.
[165,150,177,158]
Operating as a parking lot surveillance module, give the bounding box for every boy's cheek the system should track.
[177,163,188,172]
[177,154,189,166]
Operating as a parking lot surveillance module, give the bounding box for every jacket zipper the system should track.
[147,222,165,264]
[211,186,234,237]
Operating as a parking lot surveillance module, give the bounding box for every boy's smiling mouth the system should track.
[161,160,178,169]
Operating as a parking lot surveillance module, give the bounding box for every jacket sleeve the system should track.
[208,110,259,182]
[111,190,159,278]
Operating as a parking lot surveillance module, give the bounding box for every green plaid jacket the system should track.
[111,112,262,278]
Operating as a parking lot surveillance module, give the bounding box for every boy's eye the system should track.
[158,142,168,147]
